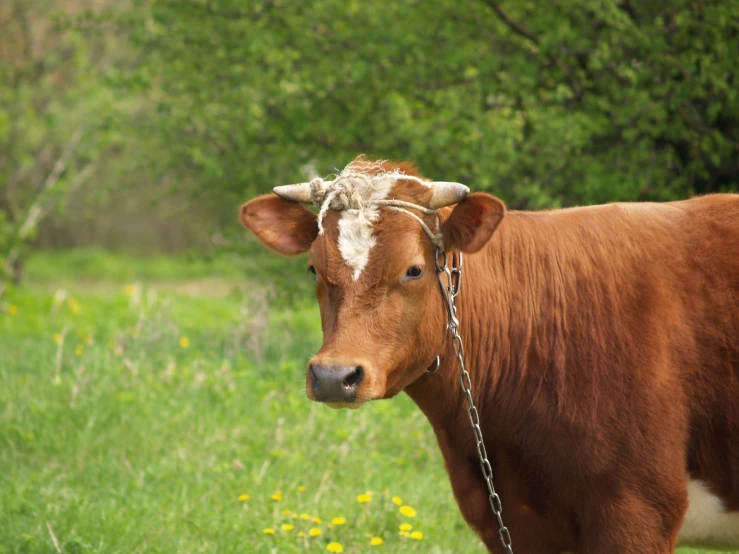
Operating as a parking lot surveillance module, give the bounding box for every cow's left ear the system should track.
[240,194,319,255]
[441,192,505,253]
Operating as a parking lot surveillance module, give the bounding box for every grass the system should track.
[0,250,732,553]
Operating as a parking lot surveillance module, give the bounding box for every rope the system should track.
[307,174,444,249]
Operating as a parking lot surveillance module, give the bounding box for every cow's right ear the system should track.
[440,192,505,253]
[240,195,319,255]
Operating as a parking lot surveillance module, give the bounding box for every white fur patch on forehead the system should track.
[323,162,428,280]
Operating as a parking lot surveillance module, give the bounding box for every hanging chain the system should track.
[434,247,514,554]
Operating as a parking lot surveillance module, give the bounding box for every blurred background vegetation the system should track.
[1,1,737,552]
[1,0,737,288]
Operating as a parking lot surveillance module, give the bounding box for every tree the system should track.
[105,0,737,211]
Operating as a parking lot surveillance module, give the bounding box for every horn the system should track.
[428,182,470,209]
[273,183,313,203]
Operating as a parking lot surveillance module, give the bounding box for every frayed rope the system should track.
[307,168,444,249]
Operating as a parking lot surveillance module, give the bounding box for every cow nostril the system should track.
[309,365,319,388]
[342,366,364,388]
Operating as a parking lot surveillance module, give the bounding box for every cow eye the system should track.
[307,265,317,278]
[405,265,423,280]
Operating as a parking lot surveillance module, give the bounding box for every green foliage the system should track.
[106,0,737,211]
[2,0,738,281]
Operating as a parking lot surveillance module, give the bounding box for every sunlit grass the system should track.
[0,253,731,553]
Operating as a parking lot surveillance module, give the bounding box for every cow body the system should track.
[241,159,739,554]
[405,194,739,553]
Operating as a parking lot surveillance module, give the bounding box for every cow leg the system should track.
[443,453,560,554]
[576,483,687,554]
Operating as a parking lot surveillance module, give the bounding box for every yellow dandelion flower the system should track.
[297,485,306,492]
[326,542,344,553]
[370,537,384,546]
[281,523,294,532]
[330,516,346,525]
[392,496,403,506]
[263,528,275,535]
[53,333,63,345]
[179,336,191,349]
[300,514,310,520]
[410,531,424,540]
[399,523,413,532]
[7,305,18,317]
[399,530,410,537]
[75,345,84,356]
[280,508,292,516]
[84,333,93,345]
[399,505,416,518]
[123,284,135,297]
[312,516,322,524]
[308,527,322,537]
[69,299,81,315]
[271,491,282,501]
[357,493,372,503]
[237,493,250,502]
[297,531,305,537]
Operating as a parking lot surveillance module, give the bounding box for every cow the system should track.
[240,157,739,554]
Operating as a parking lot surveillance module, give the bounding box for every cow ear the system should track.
[441,192,505,253]
[240,195,319,255]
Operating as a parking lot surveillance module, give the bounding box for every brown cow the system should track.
[241,158,739,554]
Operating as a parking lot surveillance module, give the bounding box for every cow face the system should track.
[241,160,504,409]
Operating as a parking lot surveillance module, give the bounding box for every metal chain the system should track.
[435,247,514,554]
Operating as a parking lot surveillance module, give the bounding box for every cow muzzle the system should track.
[308,363,364,404]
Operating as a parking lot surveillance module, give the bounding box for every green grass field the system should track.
[0,251,731,553]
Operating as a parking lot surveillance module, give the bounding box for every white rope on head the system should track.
[306,167,444,249]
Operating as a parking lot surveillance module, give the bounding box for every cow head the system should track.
[240,158,505,408]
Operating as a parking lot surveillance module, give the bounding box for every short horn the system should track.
[273,183,313,203]
[429,182,470,209]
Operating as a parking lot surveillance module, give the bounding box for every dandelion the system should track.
[75,345,84,356]
[263,528,275,535]
[399,530,410,537]
[330,516,346,525]
[357,493,372,503]
[300,514,310,520]
[281,523,294,532]
[370,537,384,546]
[69,299,81,315]
[326,542,344,553]
[391,496,402,506]
[312,516,322,524]
[399,523,413,532]
[410,531,424,540]
[237,494,250,502]
[399,505,417,518]
[297,531,305,537]
[53,333,63,345]
[179,336,191,349]
[280,509,293,516]
[297,485,306,492]
[123,284,135,297]
[7,305,18,316]
[84,332,93,345]
[271,491,282,501]
[308,527,322,537]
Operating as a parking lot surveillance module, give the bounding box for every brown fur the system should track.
[241,160,739,553]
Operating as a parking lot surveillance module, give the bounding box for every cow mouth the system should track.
[323,400,363,410]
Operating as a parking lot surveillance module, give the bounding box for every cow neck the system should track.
[404,213,545,440]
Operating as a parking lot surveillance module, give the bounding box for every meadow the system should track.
[0,251,730,554]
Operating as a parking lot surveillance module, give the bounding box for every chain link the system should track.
[435,247,514,554]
